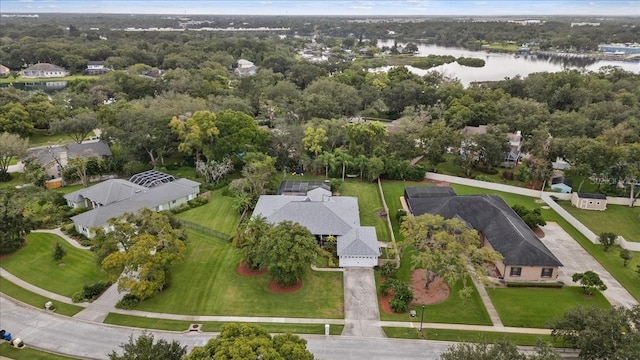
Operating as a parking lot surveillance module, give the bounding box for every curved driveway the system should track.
[0,296,453,360]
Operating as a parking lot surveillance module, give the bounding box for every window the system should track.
[596,201,600,205]
[589,201,593,204]
[541,268,553,278]
[510,267,522,277]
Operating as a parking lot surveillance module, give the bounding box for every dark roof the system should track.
[27,142,112,166]
[405,186,457,199]
[551,177,572,186]
[87,61,104,65]
[277,180,330,195]
[406,187,562,267]
[576,192,606,199]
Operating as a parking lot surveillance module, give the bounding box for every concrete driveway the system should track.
[539,222,638,309]
[341,268,386,337]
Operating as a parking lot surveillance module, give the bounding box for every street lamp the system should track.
[419,304,426,337]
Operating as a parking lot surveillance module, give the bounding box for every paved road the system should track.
[0,296,454,360]
[539,223,638,309]
[341,268,386,337]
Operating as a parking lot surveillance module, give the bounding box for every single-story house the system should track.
[404,186,562,282]
[0,64,10,77]
[571,192,607,211]
[252,181,380,268]
[64,170,200,238]
[21,63,69,78]
[85,61,110,75]
[550,176,573,193]
[26,141,112,180]
[234,59,257,77]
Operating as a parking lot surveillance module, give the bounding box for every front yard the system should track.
[133,230,344,318]
[0,233,108,297]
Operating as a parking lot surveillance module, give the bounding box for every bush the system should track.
[389,298,409,313]
[170,196,209,214]
[505,281,564,288]
[116,294,140,309]
[72,281,111,302]
[71,291,85,303]
[502,171,514,181]
[329,178,343,193]
[478,167,499,175]
[474,175,492,182]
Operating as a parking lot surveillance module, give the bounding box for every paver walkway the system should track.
[33,228,91,250]
[341,268,386,337]
[539,222,638,309]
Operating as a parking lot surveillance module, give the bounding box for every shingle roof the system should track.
[404,186,456,199]
[405,187,562,267]
[70,178,200,228]
[27,142,112,166]
[24,63,66,71]
[338,227,380,256]
[64,179,146,206]
[576,192,607,199]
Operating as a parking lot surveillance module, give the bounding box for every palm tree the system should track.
[334,148,353,181]
[317,151,336,179]
[354,154,368,181]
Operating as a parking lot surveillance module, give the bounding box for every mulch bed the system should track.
[269,280,303,293]
[380,269,451,314]
[533,226,545,238]
[236,261,267,276]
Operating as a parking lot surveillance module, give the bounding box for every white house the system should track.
[64,170,200,238]
[85,61,110,75]
[252,180,380,268]
[234,59,257,77]
[21,63,69,78]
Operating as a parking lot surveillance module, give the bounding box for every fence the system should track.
[178,219,232,242]
[425,172,640,251]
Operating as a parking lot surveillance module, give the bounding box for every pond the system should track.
[376,40,640,86]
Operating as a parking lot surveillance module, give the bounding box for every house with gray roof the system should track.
[64,170,200,238]
[253,182,380,267]
[21,63,69,78]
[405,186,562,282]
[26,141,112,180]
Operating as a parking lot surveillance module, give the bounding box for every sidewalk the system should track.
[0,267,87,307]
[73,283,123,323]
[33,228,91,250]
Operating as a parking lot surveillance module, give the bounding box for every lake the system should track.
[0,81,68,91]
[376,40,640,86]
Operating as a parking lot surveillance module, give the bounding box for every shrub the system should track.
[478,167,499,175]
[389,298,409,313]
[329,178,343,193]
[116,294,140,309]
[82,281,111,300]
[169,197,209,214]
[502,171,514,181]
[71,291,85,303]
[474,175,492,182]
[598,232,618,252]
[505,281,564,288]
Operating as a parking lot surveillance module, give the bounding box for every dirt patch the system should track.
[409,269,450,306]
[423,179,451,187]
[236,261,267,276]
[380,270,451,314]
[533,227,545,238]
[268,280,303,293]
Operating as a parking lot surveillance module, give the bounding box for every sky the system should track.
[1,0,639,16]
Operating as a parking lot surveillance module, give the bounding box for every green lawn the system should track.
[340,180,392,241]
[134,230,344,318]
[0,172,29,189]
[104,313,344,334]
[29,130,94,147]
[431,154,528,188]
[0,342,77,360]
[0,74,96,84]
[559,201,640,242]
[0,233,107,297]
[383,327,554,346]
[487,287,610,328]
[0,277,84,316]
[176,188,240,235]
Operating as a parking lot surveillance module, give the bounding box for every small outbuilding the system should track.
[571,192,607,211]
[550,176,572,194]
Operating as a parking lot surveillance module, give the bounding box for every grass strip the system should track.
[0,342,78,360]
[383,327,554,346]
[0,277,83,316]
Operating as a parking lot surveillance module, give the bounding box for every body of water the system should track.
[0,81,68,91]
[377,40,640,86]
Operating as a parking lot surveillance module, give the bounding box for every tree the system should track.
[354,154,368,181]
[439,340,561,360]
[550,306,640,360]
[572,271,607,296]
[475,125,510,170]
[169,110,219,163]
[316,151,336,179]
[333,148,353,181]
[108,332,186,360]
[0,189,33,254]
[208,110,270,162]
[302,126,328,158]
[50,111,98,144]
[99,209,186,300]
[366,156,385,182]
[598,232,618,252]
[195,158,233,184]
[620,249,633,267]
[185,323,314,360]
[67,153,101,188]
[401,214,502,297]
[0,132,29,182]
[511,205,546,229]
[53,242,66,262]
[229,153,279,208]
[0,103,33,138]
[232,216,272,270]
[258,221,317,286]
